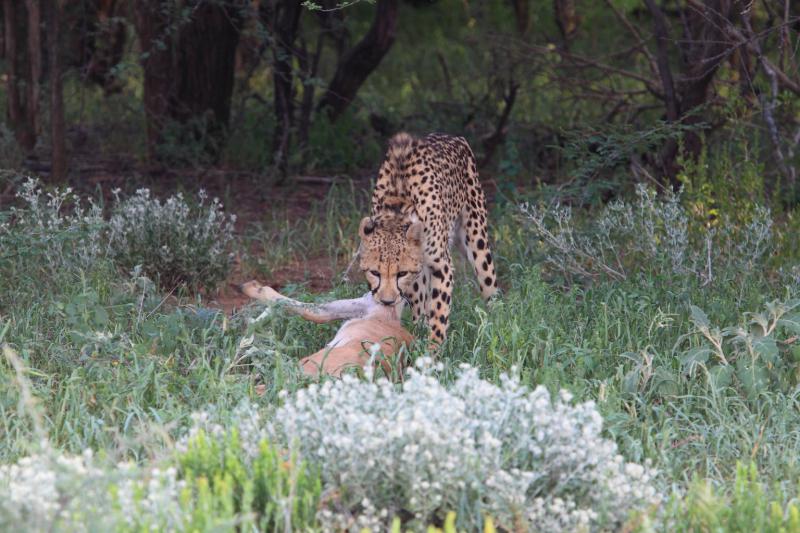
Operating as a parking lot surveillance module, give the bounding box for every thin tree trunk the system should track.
[297,32,324,149]
[25,0,41,150]
[317,0,399,121]
[49,0,66,180]
[480,80,519,168]
[644,0,732,190]
[261,0,302,178]
[4,0,39,153]
[3,0,23,141]
[132,1,173,161]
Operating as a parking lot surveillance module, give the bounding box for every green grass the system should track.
[1,176,799,530]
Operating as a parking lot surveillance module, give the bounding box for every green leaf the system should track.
[736,358,769,398]
[622,368,641,395]
[752,336,778,364]
[93,306,110,327]
[652,366,680,396]
[709,365,733,390]
[779,313,800,335]
[679,347,712,371]
[689,305,710,328]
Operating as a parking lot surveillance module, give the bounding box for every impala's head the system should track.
[358,214,424,307]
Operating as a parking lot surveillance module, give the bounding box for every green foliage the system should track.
[558,121,705,201]
[301,112,384,172]
[177,430,321,531]
[654,462,800,532]
[0,125,24,171]
[676,300,800,400]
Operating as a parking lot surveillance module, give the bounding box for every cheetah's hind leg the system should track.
[456,208,498,300]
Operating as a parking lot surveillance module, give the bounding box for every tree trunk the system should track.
[25,0,42,151]
[3,0,42,154]
[317,0,399,121]
[260,0,302,178]
[49,0,66,180]
[132,1,173,161]
[133,0,243,163]
[174,2,243,155]
[297,33,325,149]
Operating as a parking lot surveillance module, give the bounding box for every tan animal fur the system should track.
[240,281,413,378]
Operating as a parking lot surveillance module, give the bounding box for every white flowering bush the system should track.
[267,366,660,531]
[107,188,236,290]
[0,446,176,532]
[0,177,105,276]
[520,184,773,285]
[0,430,321,532]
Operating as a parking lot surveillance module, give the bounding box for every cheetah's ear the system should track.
[359,216,376,238]
[405,221,423,245]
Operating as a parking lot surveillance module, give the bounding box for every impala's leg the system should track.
[240,281,372,323]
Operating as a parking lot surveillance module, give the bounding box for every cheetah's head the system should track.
[358,214,423,308]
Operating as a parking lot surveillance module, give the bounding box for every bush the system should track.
[269,366,660,532]
[654,462,800,533]
[520,184,773,285]
[108,188,235,291]
[0,177,106,303]
[0,432,321,532]
[675,299,800,399]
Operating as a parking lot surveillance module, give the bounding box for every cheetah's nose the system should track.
[380,298,397,306]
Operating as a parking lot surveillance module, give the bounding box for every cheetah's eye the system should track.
[397,271,409,278]
[369,270,380,277]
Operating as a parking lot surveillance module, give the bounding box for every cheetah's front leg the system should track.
[427,252,453,348]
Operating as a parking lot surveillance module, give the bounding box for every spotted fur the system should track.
[368,132,498,345]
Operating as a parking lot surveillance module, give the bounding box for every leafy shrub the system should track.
[178,428,321,531]
[676,299,800,399]
[0,447,118,531]
[0,177,106,297]
[108,188,235,291]
[520,184,773,285]
[655,462,800,533]
[0,431,320,532]
[269,366,660,532]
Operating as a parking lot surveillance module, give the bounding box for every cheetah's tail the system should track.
[387,132,416,167]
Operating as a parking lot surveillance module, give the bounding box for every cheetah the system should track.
[241,216,421,378]
[362,132,498,345]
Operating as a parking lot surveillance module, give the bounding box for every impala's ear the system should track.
[405,221,423,245]
[359,216,375,238]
